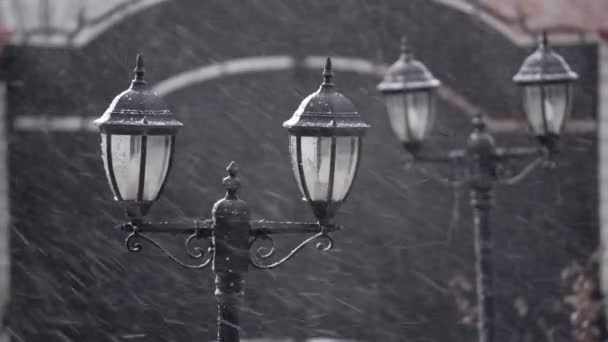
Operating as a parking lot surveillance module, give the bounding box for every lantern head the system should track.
[513,32,578,151]
[377,37,441,155]
[283,57,370,224]
[94,54,182,219]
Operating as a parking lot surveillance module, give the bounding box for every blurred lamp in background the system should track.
[94,55,369,342]
[377,37,441,155]
[378,32,578,342]
[513,31,579,151]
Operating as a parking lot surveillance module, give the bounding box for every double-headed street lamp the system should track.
[377,32,578,342]
[94,54,369,342]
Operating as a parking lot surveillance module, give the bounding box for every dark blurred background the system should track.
[0,0,604,341]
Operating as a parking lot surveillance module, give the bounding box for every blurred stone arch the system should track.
[0,0,168,47]
[1,0,596,48]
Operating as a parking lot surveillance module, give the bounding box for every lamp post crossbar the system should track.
[409,142,547,187]
[117,216,342,271]
[118,220,341,237]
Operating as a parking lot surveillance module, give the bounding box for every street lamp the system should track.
[378,33,577,342]
[377,37,441,155]
[95,54,368,342]
[94,54,182,219]
[284,57,368,225]
[513,31,579,151]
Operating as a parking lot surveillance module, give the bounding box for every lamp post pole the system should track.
[472,183,494,342]
[467,117,498,342]
[411,113,548,342]
[212,163,250,342]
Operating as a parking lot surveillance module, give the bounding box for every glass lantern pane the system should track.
[109,135,142,200]
[289,136,361,203]
[523,84,570,135]
[289,135,306,197]
[142,136,173,201]
[523,85,543,134]
[100,133,120,200]
[406,91,432,141]
[300,136,332,201]
[384,91,432,143]
[544,83,569,134]
[331,137,360,201]
[385,93,408,142]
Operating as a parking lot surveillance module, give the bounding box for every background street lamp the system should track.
[378,32,578,342]
[376,37,441,155]
[513,32,579,152]
[95,55,369,342]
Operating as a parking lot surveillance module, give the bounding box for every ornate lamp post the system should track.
[95,55,369,342]
[378,32,577,342]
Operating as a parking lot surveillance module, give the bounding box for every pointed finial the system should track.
[322,57,334,86]
[223,161,240,199]
[400,36,413,61]
[472,111,486,131]
[133,53,145,84]
[540,31,548,49]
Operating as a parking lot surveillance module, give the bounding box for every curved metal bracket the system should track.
[249,227,334,269]
[124,227,212,269]
[406,150,469,187]
[413,162,468,187]
[495,155,544,185]
[408,146,547,187]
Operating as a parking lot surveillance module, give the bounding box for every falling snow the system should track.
[0,1,603,341]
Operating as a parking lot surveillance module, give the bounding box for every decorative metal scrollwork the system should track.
[249,228,334,269]
[251,233,275,259]
[124,228,212,269]
[185,232,210,259]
